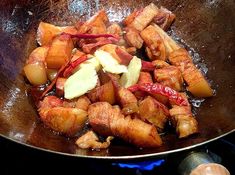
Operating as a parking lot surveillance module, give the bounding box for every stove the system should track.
[0,132,234,175]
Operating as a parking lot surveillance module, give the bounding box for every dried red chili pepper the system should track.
[128,83,188,106]
[141,60,155,71]
[62,32,120,41]
[128,84,139,92]
[63,55,87,77]
[82,39,113,53]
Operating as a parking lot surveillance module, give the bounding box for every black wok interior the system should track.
[0,0,234,158]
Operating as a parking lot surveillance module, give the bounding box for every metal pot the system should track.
[0,0,234,160]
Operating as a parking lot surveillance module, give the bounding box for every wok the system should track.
[0,0,234,159]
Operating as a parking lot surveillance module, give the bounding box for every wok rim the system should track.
[0,129,234,160]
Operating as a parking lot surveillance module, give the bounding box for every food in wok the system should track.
[23,3,213,149]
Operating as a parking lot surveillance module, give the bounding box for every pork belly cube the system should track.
[168,48,192,66]
[88,102,162,147]
[124,27,143,49]
[63,95,91,111]
[56,77,66,97]
[126,47,137,55]
[78,10,109,34]
[107,22,123,36]
[46,35,74,69]
[88,102,113,136]
[153,7,176,31]
[75,96,91,111]
[183,62,213,97]
[39,107,87,136]
[123,9,143,26]
[169,48,213,97]
[169,105,198,138]
[76,130,113,149]
[129,3,159,31]
[118,87,138,115]
[140,25,166,61]
[154,65,183,91]
[87,81,115,105]
[118,87,137,107]
[152,60,170,68]
[139,96,169,131]
[137,72,153,85]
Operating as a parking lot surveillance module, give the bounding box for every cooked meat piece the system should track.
[76,131,113,149]
[152,60,170,68]
[169,105,198,138]
[133,91,147,101]
[39,107,87,136]
[168,48,192,66]
[145,47,154,60]
[38,96,63,109]
[182,62,205,84]
[118,87,138,115]
[78,10,109,34]
[88,102,114,136]
[88,102,162,147]
[62,99,77,108]
[63,95,91,111]
[123,9,143,26]
[121,102,139,116]
[75,96,91,111]
[124,27,143,49]
[139,96,169,131]
[133,72,151,100]
[169,48,213,97]
[77,11,109,49]
[111,114,162,147]
[151,23,180,53]
[138,72,153,85]
[107,23,123,35]
[153,7,176,31]
[154,65,183,91]
[118,87,137,106]
[38,96,88,136]
[87,81,115,105]
[140,25,166,61]
[82,39,113,53]
[98,69,111,85]
[126,47,137,55]
[107,23,126,46]
[56,77,66,97]
[129,3,159,31]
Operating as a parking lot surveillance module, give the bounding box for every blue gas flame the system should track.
[112,159,165,171]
